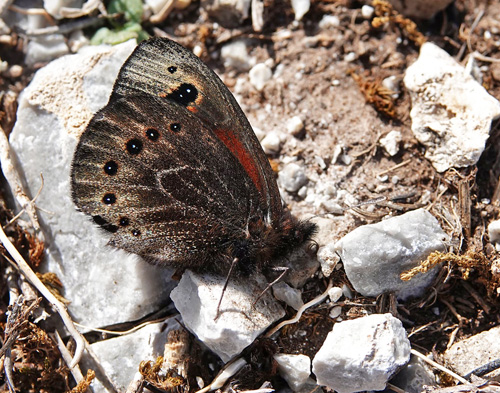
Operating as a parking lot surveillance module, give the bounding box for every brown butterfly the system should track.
[70,37,316,282]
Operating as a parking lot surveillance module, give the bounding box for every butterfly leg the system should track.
[214,257,239,321]
[252,266,290,308]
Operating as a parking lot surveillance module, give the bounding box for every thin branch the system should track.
[0,223,85,368]
[0,125,41,232]
[265,279,333,337]
[410,348,470,385]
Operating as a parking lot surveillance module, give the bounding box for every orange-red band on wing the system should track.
[213,128,263,194]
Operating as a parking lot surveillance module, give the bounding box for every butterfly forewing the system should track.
[109,38,283,227]
[71,95,264,267]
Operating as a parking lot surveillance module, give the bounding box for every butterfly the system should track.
[70,37,316,280]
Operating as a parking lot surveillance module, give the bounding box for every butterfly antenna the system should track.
[214,257,239,321]
[252,266,289,308]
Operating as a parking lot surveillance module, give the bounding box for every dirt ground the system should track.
[1,0,500,392]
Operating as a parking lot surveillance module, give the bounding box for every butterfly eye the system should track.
[167,66,177,73]
[104,161,118,175]
[102,193,116,205]
[170,123,181,132]
[145,128,160,141]
[126,139,143,155]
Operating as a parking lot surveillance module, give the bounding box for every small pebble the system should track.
[249,63,272,91]
[344,52,356,62]
[8,64,22,78]
[382,75,400,96]
[488,220,500,251]
[317,244,340,277]
[379,130,402,156]
[319,15,340,29]
[260,131,281,154]
[361,5,374,19]
[328,286,343,302]
[329,306,342,319]
[286,116,304,135]
[291,0,310,20]
[221,40,253,71]
[272,282,304,311]
[253,126,265,141]
[297,186,308,199]
[192,45,203,57]
[278,163,308,193]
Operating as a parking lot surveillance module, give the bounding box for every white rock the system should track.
[278,163,308,193]
[272,282,304,311]
[344,52,356,62]
[26,34,69,66]
[379,130,402,156]
[361,5,374,19]
[317,243,340,277]
[9,40,175,328]
[68,29,89,53]
[335,209,447,299]
[202,0,251,26]
[145,0,170,14]
[312,313,411,393]
[274,354,311,391]
[249,63,272,91]
[382,75,400,96]
[297,186,307,199]
[286,115,304,135]
[253,126,266,141]
[319,15,340,29]
[328,286,343,302]
[388,0,453,19]
[84,319,180,392]
[404,43,500,173]
[329,306,342,319]
[221,40,253,71]
[443,325,500,380]
[291,0,309,20]
[390,356,436,393]
[488,220,500,251]
[170,270,284,363]
[43,0,83,18]
[261,131,281,154]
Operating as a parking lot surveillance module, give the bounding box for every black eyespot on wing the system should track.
[170,123,181,132]
[167,66,177,73]
[104,161,118,175]
[92,215,118,233]
[166,83,198,106]
[126,139,143,155]
[103,193,116,205]
[120,217,129,226]
[132,229,141,236]
[145,128,160,141]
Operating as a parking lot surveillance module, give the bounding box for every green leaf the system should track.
[90,23,149,45]
[108,0,144,23]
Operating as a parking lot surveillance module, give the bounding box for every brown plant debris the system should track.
[140,356,186,392]
[67,369,95,393]
[9,321,70,392]
[371,0,426,47]
[36,272,71,305]
[401,250,490,282]
[350,71,397,118]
